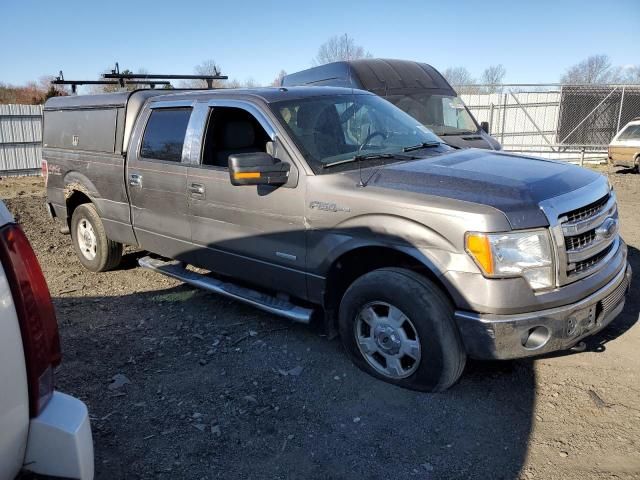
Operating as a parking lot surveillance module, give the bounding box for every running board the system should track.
[138,256,312,324]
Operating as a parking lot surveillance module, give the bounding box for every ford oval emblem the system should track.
[596,217,617,239]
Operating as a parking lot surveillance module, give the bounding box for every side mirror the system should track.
[228,152,290,186]
[480,121,490,134]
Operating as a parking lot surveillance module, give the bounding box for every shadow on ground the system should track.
[44,238,637,480]
[52,283,536,480]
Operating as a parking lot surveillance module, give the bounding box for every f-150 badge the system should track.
[309,201,351,213]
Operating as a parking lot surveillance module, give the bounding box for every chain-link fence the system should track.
[459,84,640,162]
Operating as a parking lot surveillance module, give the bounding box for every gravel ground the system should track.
[3,167,639,480]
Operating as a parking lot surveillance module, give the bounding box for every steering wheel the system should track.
[359,131,387,151]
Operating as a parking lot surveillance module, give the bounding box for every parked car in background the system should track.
[608,117,640,171]
[0,201,93,480]
[281,58,502,150]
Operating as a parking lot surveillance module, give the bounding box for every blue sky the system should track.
[1,0,638,88]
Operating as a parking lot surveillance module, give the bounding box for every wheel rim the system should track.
[76,218,97,260]
[354,301,421,379]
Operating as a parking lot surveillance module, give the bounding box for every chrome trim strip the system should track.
[561,195,617,236]
[567,237,620,279]
[566,220,619,263]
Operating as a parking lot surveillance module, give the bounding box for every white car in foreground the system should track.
[0,201,93,480]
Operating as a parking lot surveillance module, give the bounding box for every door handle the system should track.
[189,183,205,195]
[129,174,142,187]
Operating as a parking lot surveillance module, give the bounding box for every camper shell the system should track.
[43,90,175,154]
[282,59,501,150]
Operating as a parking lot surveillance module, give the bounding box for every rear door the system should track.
[126,101,195,260]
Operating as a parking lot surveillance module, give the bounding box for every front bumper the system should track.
[455,262,632,360]
[23,391,94,480]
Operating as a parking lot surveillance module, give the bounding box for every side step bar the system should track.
[138,256,312,324]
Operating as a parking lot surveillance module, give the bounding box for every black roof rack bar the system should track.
[102,73,228,88]
[51,78,171,94]
[102,62,228,88]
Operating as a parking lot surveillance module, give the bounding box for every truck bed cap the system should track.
[44,89,169,111]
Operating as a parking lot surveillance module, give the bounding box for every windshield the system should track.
[271,94,444,170]
[387,93,478,136]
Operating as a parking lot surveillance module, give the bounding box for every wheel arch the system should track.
[321,243,455,321]
[62,172,100,227]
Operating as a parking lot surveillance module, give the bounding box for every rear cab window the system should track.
[141,108,192,161]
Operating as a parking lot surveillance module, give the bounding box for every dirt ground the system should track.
[3,167,639,480]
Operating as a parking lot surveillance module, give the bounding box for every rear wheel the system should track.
[71,203,122,272]
[338,267,466,392]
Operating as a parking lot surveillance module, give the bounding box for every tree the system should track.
[91,68,146,93]
[612,65,640,84]
[243,78,260,88]
[442,67,475,86]
[481,64,506,92]
[271,69,287,87]
[192,60,225,88]
[441,66,480,94]
[313,34,372,66]
[560,54,615,84]
[0,78,68,105]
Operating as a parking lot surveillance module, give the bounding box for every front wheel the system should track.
[338,267,466,392]
[71,203,122,272]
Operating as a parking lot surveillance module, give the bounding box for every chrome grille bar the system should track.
[539,178,618,287]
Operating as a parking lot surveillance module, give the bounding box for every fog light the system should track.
[521,326,550,350]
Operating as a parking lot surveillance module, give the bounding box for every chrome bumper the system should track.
[455,262,632,360]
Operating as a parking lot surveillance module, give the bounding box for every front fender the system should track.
[308,213,457,276]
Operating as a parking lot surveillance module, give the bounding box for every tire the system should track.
[338,267,466,392]
[70,203,122,272]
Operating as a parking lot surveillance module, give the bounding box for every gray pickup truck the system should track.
[43,86,632,391]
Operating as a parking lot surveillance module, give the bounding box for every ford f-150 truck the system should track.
[43,87,632,391]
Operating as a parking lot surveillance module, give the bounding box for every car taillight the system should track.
[41,159,48,186]
[0,223,60,417]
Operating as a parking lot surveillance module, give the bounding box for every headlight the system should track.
[465,230,554,290]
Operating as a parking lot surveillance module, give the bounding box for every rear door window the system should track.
[141,108,192,161]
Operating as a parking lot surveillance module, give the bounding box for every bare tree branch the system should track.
[561,55,615,84]
[313,34,372,66]
[271,69,287,87]
[481,64,506,92]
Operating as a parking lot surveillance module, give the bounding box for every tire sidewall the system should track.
[339,269,462,391]
[71,204,108,272]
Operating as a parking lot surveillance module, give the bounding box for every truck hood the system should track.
[363,149,601,229]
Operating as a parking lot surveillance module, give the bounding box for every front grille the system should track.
[563,193,610,223]
[565,229,596,251]
[556,190,618,283]
[572,243,614,275]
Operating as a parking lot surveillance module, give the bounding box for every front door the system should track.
[127,102,194,260]
[186,101,308,299]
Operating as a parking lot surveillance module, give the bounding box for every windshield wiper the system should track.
[402,141,443,152]
[439,130,478,136]
[322,153,400,169]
